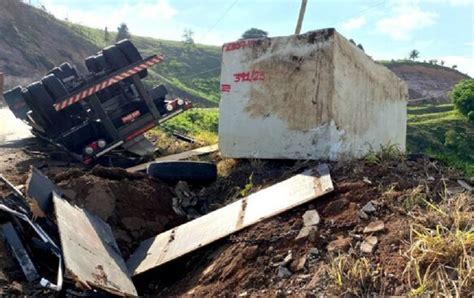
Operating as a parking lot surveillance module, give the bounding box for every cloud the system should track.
[435,55,474,77]
[341,16,366,31]
[42,0,180,40]
[375,2,438,40]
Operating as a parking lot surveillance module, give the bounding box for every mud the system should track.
[56,166,185,257]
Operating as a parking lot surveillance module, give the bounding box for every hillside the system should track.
[0,0,99,88]
[383,61,470,104]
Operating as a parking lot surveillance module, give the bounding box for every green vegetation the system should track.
[450,79,474,122]
[407,103,474,175]
[160,108,219,144]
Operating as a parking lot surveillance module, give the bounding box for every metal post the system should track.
[295,0,308,35]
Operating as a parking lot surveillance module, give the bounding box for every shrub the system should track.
[450,79,474,122]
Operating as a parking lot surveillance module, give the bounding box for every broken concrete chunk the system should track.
[290,256,307,272]
[277,266,292,278]
[361,201,376,213]
[360,236,378,254]
[302,209,320,226]
[327,236,352,252]
[363,220,385,233]
[358,210,369,219]
[295,226,318,242]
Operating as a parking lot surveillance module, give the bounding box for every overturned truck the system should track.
[3,40,191,164]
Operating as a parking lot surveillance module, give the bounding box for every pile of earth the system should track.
[54,166,186,257]
[133,155,472,296]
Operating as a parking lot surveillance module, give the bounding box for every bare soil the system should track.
[0,136,471,296]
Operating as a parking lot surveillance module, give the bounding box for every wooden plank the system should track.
[127,164,333,276]
[53,195,137,296]
[126,144,219,173]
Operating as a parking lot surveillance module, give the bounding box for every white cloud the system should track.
[42,0,181,41]
[435,55,474,77]
[342,16,366,31]
[375,2,438,40]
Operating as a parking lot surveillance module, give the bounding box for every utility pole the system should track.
[295,0,308,35]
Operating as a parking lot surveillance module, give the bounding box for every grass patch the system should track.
[159,108,219,144]
[407,104,474,176]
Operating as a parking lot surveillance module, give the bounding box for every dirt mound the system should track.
[135,156,471,296]
[56,166,185,257]
[386,62,470,104]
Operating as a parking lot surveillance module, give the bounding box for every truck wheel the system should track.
[42,74,68,102]
[116,39,147,78]
[21,89,49,130]
[48,67,63,78]
[85,55,99,74]
[26,82,72,135]
[147,161,217,184]
[59,63,78,80]
[103,45,129,71]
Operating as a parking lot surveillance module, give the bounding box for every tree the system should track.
[452,65,458,69]
[450,79,474,122]
[440,60,445,66]
[182,28,194,45]
[409,49,419,61]
[241,28,268,39]
[104,27,110,42]
[116,23,131,42]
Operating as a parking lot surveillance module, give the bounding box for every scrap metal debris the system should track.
[53,193,137,296]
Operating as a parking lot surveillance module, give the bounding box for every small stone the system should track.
[363,177,372,184]
[303,209,320,226]
[457,180,473,191]
[242,245,259,260]
[327,236,352,252]
[277,266,292,278]
[358,210,369,219]
[361,201,376,213]
[238,291,248,297]
[295,226,318,241]
[360,236,378,253]
[290,256,307,272]
[308,247,320,256]
[282,251,293,266]
[363,220,385,233]
[427,176,435,181]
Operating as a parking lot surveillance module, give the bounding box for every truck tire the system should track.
[103,45,129,71]
[147,161,217,184]
[26,82,72,135]
[48,67,63,78]
[42,74,68,102]
[116,39,147,78]
[59,63,78,80]
[85,55,99,74]
[21,88,49,130]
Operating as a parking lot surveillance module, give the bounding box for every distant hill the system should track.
[0,0,99,88]
[382,61,470,104]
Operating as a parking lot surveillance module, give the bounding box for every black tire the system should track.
[26,82,71,134]
[116,39,147,78]
[147,161,217,184]
[42,74,68,102]
[59,63,78,80]
[85,55,99,74]
[103,45,129,71]
[48,67,63,78]
[21,89,49,129]
[94,54,108,72]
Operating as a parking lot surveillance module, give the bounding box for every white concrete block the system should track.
[218,28,407,160]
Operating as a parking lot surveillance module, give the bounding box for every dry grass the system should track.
[328,254,381,296]
[404,193,474,296]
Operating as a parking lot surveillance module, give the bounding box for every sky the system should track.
[36,0,474,76]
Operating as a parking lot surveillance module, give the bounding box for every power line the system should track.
[200,0,239,42]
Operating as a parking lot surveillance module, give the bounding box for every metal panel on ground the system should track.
[127,163,333,276]
[53,194,137,296]
[126,144,219,172]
